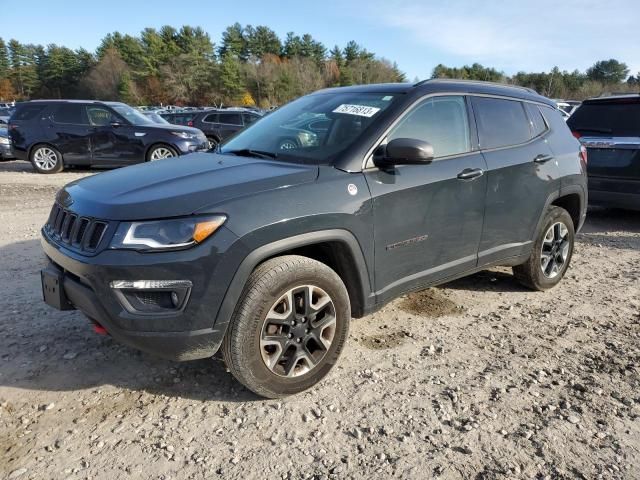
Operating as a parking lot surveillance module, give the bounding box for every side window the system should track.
[52,104,88,125]
[471,97,531,149]
[524,103,547,138]
[219,113,242,126]
[243,113,259,125]
[388,95,471,158]
[204,113,219,123]
[86,107,116,126]
[14,104,46,121]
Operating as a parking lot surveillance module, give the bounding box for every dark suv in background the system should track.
[9,100,208,173]
[567,94,640,210]
[190,109,262,149]
[40,80,586,397]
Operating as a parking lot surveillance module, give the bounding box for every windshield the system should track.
[111,104,154,126]
[220,92,397,164]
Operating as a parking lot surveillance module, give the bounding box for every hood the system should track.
[60,153,319,220]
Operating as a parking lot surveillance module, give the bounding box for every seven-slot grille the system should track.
[46,204,108,251]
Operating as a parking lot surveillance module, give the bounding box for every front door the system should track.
[86,106,143,164]
[364,95,487,303]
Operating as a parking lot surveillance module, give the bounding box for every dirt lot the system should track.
[0,160,639,480]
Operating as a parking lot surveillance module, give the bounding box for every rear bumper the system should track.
[588,176,640,210]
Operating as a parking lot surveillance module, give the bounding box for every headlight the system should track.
[297,131,317,147]
[110,215,226,251]
[171,131,199,140]
[0,137,9,145]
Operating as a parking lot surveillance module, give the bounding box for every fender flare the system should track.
[213,229,373,331]
[532,185,586,239]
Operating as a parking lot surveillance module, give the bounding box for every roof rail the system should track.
[413,78,538,95]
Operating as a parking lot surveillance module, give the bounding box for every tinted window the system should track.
[567,101,640,136]
[388,96,471,158]
[243,113,259,125]
[86,106,117,126]
[204,113,219,123]
[472,97,531,149]
[52,104,87,125]
[13,104,46,121]
[524,103,547,138]
[219,113,242,125]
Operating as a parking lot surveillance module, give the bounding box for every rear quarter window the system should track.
[471,97,531,149]
[524,103,548,137]
[13,104,47,121]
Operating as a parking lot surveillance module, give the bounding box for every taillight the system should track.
[579,145,588,165]
[572,131,581,139]
[187,121,193,127]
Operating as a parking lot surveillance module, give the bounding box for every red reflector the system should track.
[572,131,581,139]
[580,145,588,165]
[93,324,108,335]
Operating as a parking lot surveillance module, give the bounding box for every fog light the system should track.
[110,280,192,315]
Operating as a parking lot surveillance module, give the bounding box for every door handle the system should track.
[457,168,484,180]
[533,154,554,163]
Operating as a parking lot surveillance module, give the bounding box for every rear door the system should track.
[567,99,640,190]
[49,104,92,164]
[365,95,487,301]
[472,96,559,265]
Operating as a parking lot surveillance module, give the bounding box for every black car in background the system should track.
[0,126,13,160]
[159,111,202,127]
[142,111,171,125]
[567,94,640,210]
[9,100,208,173]
[190,109,262,149]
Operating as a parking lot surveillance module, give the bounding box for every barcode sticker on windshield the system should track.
[333,104,381,117]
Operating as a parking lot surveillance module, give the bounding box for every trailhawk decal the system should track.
[333,104,381,117]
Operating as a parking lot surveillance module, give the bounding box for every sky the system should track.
[1,0,639,81]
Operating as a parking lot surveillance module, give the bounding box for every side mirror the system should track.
[110,121,121,128]
[373,138,434,168]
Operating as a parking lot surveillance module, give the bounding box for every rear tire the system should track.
[513,206,575,290]
[222,255,351,398]
[146,144,178,161]
[30,145,63,174]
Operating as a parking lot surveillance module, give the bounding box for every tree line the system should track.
[0,24,405,106]
[0,24,637,106]
[432,59,639,100]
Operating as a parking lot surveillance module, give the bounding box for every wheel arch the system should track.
[144,142,179,160]
[29,142,63,163]
[214,230,373,334]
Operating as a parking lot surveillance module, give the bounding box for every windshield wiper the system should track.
[223,148,278,160]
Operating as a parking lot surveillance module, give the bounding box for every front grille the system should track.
[45,204,109,252]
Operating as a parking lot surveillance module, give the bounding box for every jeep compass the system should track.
[40,80,587,398]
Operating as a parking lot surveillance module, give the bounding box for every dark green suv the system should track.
[40,80,587,398]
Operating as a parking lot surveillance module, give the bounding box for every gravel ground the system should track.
[0,159,639,480]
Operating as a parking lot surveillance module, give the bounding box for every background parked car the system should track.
[190,109,262,149]
[567,94,640,210]
[9,100,208,174]
[142,111,171,124]
[0,126,13,160]
[0,116,9,125]
[159,111,202,127]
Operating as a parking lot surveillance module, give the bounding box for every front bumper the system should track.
[0,143,13,159]
[175,138,209,155]
[41,225,244,361]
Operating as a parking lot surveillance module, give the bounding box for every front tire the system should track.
[30,145,63,174]
[206,137,218,151]
[147,144,178,161]
[513,206,575,290]
[222,255,351,398]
